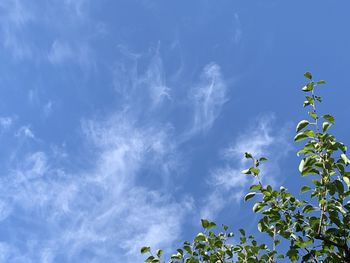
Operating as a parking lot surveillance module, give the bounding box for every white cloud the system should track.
[190,63,227,134]
[200,114,292,220]
[232,13,242,44]
[0,0,95,63]
[15,125,35,139]
[0,117,13,130]
[63,0,89,19]
[43,101,53,118]
[113,46,171,108]
[0,0,34,60]
[47,39,95,69]
[0,111,188,262]
[48,40,74,65]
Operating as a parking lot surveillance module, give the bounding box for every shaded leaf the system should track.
[304,72,312,80]
[244,192,256,201]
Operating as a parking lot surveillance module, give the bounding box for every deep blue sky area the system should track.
[0,1,350,262]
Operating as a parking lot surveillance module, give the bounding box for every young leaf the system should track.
[308,111,317,120]
[317,80,326,85]
[304,72,312,80]
[244,152,253,159]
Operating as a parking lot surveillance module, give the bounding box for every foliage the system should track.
[141,73,350,262]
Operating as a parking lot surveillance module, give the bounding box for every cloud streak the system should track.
[189,63,228,134]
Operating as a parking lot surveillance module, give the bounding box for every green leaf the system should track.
[296,120,309,132]
[252,202,264,213]
[145,256,155,262]
[317,80,326,85]
[207,222,216,230]
[241,169,251,175]
[249,167,260,175]
[287,248,299,262]
[259,157,268,161]
[341,153,350,164]
[294,130,315,142]
[298,159,305,173]
[244,152,253,159]
[301,167,319,176]
[239,228,245,236]
[323,114,335,124]
[294,133,309,142]
[141,247,151,254]
[156,249,163,258]
[302,82,314,92]
[308,111,317,120]
[322,122,332,132]
[201,219,209,229]
[250,184,262,191]
[300,186,311,193]
[244,192,256,201]
[302,205,315,213]
[257,221,264,232]
[304,72,312,80]
[343,177,350,189]
[195,233,206,242]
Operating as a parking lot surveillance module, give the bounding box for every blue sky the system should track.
[0,1,350,262]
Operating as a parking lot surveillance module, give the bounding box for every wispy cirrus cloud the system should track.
[200,114,292,220]
[189,63,228,135]
[232,13,242,44]
[0,0,34,60]
[0,0,95,65]
[47,39,95,69]
[0,110,190,262]
[113,46,171,109]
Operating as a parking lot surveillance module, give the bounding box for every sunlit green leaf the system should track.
[322,122,331,132]
[296,120,309,132]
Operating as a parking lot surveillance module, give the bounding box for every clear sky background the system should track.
[0,1,350,262]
